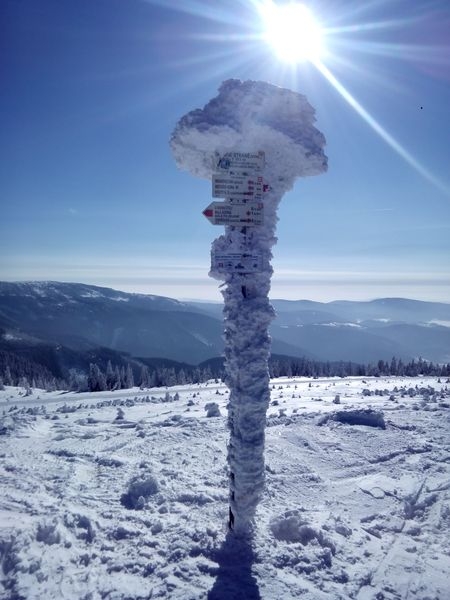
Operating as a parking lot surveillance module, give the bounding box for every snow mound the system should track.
[64,513,95,543]
[36,520,61,546]
[269,510,337,575]
[320,408,386,429]
[176,492,214,506]
[0,415,16,435]
[120,473,159,510]
[270,510,335,553]
[404,491,438,520]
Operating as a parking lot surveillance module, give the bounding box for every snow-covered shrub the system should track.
[334,409,386,429]
[57,404,78,413]
[205,402,221,417]
[151,521,163,535]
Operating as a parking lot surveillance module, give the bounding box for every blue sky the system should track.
[1,0,449,302]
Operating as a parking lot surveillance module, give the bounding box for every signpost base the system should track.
[222,269,274,535]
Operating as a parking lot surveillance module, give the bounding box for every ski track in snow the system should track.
[0,377,449,600]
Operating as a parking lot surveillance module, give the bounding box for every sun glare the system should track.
[259,2,324,64]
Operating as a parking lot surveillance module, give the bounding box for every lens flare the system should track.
[314,60,449,196]
[259,2,324,63]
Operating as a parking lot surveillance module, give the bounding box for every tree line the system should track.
[0,350,65,393]
[1,352,449,394]
[78,361,217,392]
[269,356,450,379]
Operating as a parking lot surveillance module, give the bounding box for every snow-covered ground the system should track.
[1,376,449,599]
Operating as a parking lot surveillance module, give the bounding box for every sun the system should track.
[259,2,324,64]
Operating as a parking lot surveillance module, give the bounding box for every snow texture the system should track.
[0,376,449,599]
[171,79,327,534]
[170,79,327,184]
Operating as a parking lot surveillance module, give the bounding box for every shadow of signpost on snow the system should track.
[207,533,261,600]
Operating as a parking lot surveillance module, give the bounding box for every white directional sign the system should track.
[212,174,268,200]
[203,201,264,226]
[212,251,263,273]
[214,150,265,173]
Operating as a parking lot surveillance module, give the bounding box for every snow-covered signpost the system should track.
[171,79,327,535]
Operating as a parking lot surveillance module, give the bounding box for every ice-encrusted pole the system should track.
[171,80,327,535]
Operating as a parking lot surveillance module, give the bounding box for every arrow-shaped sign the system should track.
[202,201,264,226]
[212,174,268,200]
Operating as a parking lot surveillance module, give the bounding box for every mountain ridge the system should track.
[1,281,449,365]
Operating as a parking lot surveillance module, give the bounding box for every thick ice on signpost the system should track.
[170,79,327,535]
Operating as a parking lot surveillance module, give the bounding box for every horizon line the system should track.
[1,278,449,306]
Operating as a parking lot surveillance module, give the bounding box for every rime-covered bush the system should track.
[205,402,221,417]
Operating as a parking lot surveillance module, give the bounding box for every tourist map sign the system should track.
[203,201,264,226]
[212,174,267,200]
[211,251,263,273]
[214,150,265,173]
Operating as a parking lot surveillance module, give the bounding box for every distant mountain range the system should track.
[0,282,449,373]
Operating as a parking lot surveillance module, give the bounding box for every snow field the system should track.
[0,376,449,599]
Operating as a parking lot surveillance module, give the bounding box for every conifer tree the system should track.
[4,366,13,386]
[390,356,397,375]
[88,363,106,392]
[140,365,150,389]
[126,364,134,389]
[106,360,115,390]
[113,366,121,390]
[20,376,32,396]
